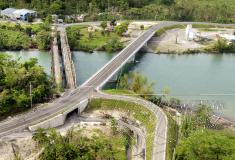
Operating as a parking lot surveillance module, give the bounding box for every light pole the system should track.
[30,81,33,108]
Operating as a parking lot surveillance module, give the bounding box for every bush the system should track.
[36,31,52,50]
[0,29,30,50]
[115,21,129,36]
[175,130,235,160]
[104,37,123,53]
[0,55,53,117]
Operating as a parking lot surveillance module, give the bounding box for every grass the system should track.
[67,25,122,52]
[197,28,226,32]
[87,98,157,160]
[192,24,235,29]
[103,89,139,97]
[78,129,126,160]
[165,112,179,160]
[155,24,186,37]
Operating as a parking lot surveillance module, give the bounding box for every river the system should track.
[1,50,51,75]
[2,50,235,120]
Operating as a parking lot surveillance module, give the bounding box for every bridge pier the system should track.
[140,42,154,53]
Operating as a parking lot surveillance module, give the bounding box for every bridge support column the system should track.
[77,99,89,116]
[127,54,136,63]
[108,72,120,83]
[140,42,154,53]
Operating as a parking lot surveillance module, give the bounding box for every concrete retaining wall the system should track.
[28,99,89,132]
[28,113,66,132]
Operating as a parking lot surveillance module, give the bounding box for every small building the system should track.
[76,14,85,22]
[1,8,37,21]
[0,8,17,19]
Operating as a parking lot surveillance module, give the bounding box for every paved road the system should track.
[0,21,234,159]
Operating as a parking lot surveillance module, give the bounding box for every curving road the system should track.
[0,21,234,159]
[93,92,168,160]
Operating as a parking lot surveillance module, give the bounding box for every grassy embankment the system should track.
[67,25,123,52]
[103,89,138,97]
[87,98,156,160]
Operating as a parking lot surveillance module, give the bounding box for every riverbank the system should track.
[66,25,124,53]
[148,26,235,54]
[0,21,52,51]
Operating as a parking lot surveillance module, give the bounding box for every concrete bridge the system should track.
[1,21,234,160]
[51,26,76,89]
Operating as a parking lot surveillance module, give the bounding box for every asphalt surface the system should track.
[0,21,234,159]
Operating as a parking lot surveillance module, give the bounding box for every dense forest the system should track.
[0,0,234,23]
[0,54,53,118]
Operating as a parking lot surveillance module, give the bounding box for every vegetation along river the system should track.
[2,50,235,121]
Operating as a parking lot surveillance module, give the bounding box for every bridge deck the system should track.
[59,27,76,89]
[51,35,62,88]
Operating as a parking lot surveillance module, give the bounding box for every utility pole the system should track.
[30,81,33,108]
[175,33,178,44]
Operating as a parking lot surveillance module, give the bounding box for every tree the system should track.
[100,21,107,36]
[0,55,53,116]
[175,130,235,160]
[161,0,175,5]
[100,21,107,30]
[49,1,62,14]
[115,21,129,36]
[36,31,52,50]
[25,26,32,36]
[118,71,154,99]
[140,24,144,30]
[32,128,123,159]
[110,118,118,134]
[104,37,123,53]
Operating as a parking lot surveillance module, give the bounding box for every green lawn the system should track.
[67,25,122,52]
[103,89,139,97]
[87,98,157,160]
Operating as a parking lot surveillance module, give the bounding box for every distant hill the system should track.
[0,0,234,23]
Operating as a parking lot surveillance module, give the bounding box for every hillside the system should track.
[0,0,234,23]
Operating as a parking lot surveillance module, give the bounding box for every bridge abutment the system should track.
[140,42,154,53]
[28,99,88,131]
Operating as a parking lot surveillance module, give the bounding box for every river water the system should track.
[2,50,51,75]
[2,50,235,120]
